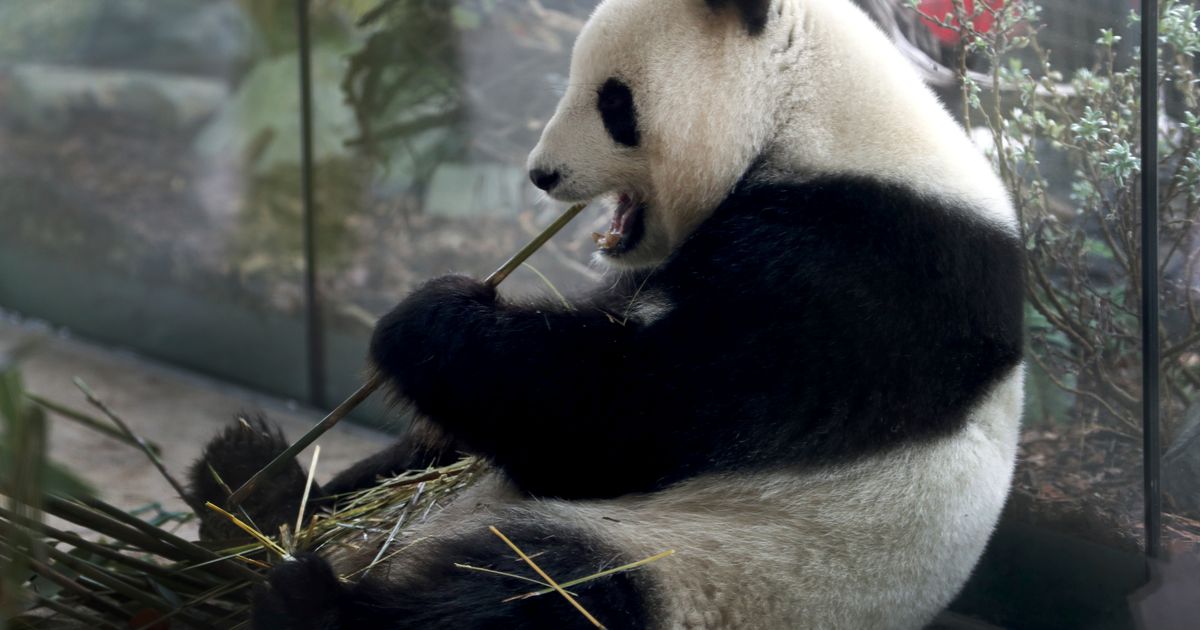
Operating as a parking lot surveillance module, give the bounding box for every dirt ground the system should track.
[0,312,390,539]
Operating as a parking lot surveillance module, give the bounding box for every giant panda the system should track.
[188,0,1025,627]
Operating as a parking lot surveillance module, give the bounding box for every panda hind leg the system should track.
[252,519,656,630]
[319,418,463,498]
[184,416,315,542]
[187,417,462,542]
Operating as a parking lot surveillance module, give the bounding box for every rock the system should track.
[0,0,258,78]
[5,63,229,133]
[1165,405,1200,517]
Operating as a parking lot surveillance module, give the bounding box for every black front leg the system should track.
[369,274,502,411]
[368,274,654,498]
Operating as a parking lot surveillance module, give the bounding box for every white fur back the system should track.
[760,0,1017,231]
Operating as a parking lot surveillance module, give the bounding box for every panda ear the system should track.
[704,0,772,36]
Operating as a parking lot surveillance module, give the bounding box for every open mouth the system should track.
[591,193,645,256]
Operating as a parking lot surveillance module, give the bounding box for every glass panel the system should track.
[311,0,602,426]
[0,0,310,400]
[1157,0,1200,559]
[897,0,1148,550]
[886,0,1175,626]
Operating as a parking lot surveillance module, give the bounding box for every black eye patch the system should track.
[597,78,639,147]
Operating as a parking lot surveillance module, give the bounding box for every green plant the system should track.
[339,0,584,171]
[0,344,91,626]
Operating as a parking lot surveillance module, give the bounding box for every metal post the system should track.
[1139,0,1161,561]
[297,0,327,409]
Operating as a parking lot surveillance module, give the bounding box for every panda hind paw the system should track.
[252,553,346,630]
[185,416,315,542]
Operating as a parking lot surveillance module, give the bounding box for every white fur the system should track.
[624,289,673,325]
[529,0,1017,269]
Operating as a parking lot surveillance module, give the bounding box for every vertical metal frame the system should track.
[297,0,327,409]
[1140,0,1161,560]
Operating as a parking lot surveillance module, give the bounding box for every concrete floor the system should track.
[0,312,389,537]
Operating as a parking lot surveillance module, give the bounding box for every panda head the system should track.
[527,0,784,268]
[529,0,1017,268]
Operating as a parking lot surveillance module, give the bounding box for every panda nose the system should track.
[529,168,561,191]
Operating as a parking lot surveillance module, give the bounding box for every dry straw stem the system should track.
[362,480,424,578]
[73,377,187,499]
[25,392,162,455]
[205,502,291,559]
[489,525,607,630]
[504,549,676,602]
[293,444,321,549]
[229,202,588,505]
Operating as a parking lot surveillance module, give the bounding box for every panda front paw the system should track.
[252,553,346,630]
[368,274,497,400]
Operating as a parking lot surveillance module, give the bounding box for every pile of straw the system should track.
[0,348,483,629]
[2,425,481,630]
[1,381,666,630]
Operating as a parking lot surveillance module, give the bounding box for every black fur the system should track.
[185,417,318,542]
[705,0,772,35]
[190,417,461,524]
[597,78,639,147]
[252,522,653,630]
[369,175,1025,499]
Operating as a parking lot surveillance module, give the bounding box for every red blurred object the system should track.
[918,0,1007,44]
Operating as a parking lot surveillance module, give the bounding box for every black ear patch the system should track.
[705,0,771,35]
[597,78,639,147]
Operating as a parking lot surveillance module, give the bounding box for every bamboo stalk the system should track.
[0,505,205,590]
[80,497,263,582]
[228,202,587,505]
[32,592,125,630]
[0,539,128,620]
[131,580,249,630]
[37,542,213,629]
[40,497,190,561]
[34,535,235,629]
[39,496,260,583]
